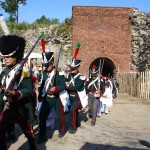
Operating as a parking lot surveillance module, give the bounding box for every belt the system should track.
[47,94,56,98]
[89,92,96,94]
[70,94,76,97]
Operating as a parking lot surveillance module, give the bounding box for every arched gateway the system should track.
[90,57,116,77]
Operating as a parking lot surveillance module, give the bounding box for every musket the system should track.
[4,34,42,99]
[101,58,105,75]
[97,58,105,96]
[51,46,62,87]
[98,59,101,89]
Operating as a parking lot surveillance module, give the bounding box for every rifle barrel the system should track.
[21,34,42,67]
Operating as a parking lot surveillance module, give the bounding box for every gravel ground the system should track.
[7,93,150,150]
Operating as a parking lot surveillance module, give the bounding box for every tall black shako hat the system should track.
[90,65,99,74]
[70,42,81,70]
[42,51,54,67]
[0,35,26,60]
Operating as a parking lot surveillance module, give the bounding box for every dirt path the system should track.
[7,93,150,150]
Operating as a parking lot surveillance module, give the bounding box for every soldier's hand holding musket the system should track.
[0,86,5,93]
[50,87,56,92]
[47,87,56,95]
[5,90,15,98]
[5,90,15,103]
[5,90,22,103]
[94,91,101,98]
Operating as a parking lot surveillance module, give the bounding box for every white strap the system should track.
[87,77,98,90]
[42,69,55,97]
[45,69,55,91]
[68,73,80,86]
[6,64,19,89]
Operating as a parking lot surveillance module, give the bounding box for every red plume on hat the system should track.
[102,76,106,80]
[70,42,81,70]
[90,64,98,74]
[41,32,45,53]
[40,32,45,70]
[91,65,96,68]
[73,42,80,58]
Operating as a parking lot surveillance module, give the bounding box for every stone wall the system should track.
[0,25,72,69]
[130,8,150,71]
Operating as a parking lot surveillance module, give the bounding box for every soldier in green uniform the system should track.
[0,35,37,150]
[66,58,85,134]
[37,51,66,143]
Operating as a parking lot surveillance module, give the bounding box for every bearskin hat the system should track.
[0,35,26,60]
[42,51,54,67]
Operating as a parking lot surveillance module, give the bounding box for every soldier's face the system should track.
[71,68,78,74]
[4,56,17,67]
[45,64,53,72]
[91,73,97,78]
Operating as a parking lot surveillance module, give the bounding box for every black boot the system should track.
[7,123,16,142]
[37,126,47,144]
[37,136,47,144]
[6,134,16,142]
[28,137,37,150]
[0,140,7,150]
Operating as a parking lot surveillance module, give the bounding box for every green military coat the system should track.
[67,73,85,100]
[0,66,35,124]
[39,69,66,98]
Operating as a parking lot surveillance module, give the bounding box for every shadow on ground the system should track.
[80,142,149,150]
[139,140,150,149]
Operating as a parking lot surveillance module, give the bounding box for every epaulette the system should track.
[79,75,86,80]
[18,66,31,86]
[22,66,30,78]
[59,71,64,76]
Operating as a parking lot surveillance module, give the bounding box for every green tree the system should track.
[34,15,60,26]
[50,18,60,24]
[34,15,51,25]
[0,0,27,23]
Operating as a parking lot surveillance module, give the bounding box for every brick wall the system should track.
[72,6,132,75]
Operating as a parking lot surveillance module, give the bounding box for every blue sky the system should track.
[1,0,150,23]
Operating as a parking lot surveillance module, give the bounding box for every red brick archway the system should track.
[72,6,132,75]
[89,57,116,77]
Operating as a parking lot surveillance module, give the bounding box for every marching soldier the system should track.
[0,35,37,150]
[66,58,86,133]
[85,65,105,126]
[37,51,66,143]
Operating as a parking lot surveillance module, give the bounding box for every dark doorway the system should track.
[90,57,116,77]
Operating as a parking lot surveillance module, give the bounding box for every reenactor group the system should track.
[0,35,119,150]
